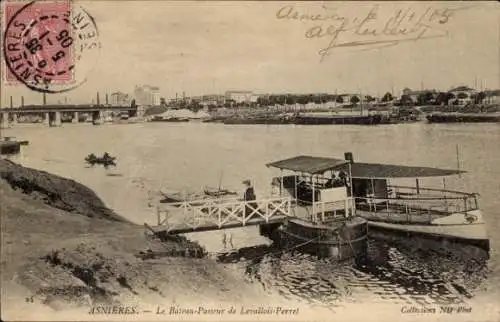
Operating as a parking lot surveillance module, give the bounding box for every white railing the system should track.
[356,192,478,222]
[389,185,478,200]
[156,196,292,233]
[313,197,355,223]
[293,197,355,224]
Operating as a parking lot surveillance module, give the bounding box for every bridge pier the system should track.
[10,113,18,125]
[49,111,62,127]
[72,111,79,123]
[1,111,9,129]
[42,112,50,126]
[92,110,103,125]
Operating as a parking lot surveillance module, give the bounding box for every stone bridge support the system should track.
[42,112,50,126]
[1,111,9,129]
[72,111,79,123]
[11,113,18,125]
[49,111,62,127]
[92,110,103,125]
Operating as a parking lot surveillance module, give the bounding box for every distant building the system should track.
[134,85,161,106]
[337,94,363,104]
[225,91,253,103]
[484,89,500,104]
[187,94,225,106]
[110,91,130,106]
[250,94,260,103]
[449,86,478,105]
[401,88,438,104]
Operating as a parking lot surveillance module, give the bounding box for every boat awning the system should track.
[266,156,349,174]
[340,162,466,179]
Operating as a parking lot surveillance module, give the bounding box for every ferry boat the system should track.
[152,156,368,261]
[266,155,368,260]
[337,153,490,251]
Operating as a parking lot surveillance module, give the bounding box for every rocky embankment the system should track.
[0,160,276,318]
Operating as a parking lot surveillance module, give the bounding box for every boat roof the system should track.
[267,155,465,178]
[344,162,466,179]
[266,156,349,174]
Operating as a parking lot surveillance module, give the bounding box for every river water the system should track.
[3,122,500,317]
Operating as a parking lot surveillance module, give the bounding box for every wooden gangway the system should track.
[150,196,293,235]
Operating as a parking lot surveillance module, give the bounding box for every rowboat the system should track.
[203,186,237,197]
[85,153,117,167]
[159,189,206,204]
[159,187,238,204]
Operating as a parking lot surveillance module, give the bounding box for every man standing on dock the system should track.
[243,180,257,218]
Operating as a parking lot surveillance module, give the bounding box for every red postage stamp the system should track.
[2,0,100,93]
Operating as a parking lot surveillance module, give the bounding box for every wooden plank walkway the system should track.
[151,196,292,235]
[151,215,288,235]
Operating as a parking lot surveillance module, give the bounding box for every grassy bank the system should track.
[0,160,277,318]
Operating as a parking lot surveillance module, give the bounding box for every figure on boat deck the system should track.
[242,180,257,217]
[327,171,348,188]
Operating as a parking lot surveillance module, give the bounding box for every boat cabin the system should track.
[345,156,479,218]
[267,153,480,224]
[266,155,356,224]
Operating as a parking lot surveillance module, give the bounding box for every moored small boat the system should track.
[426,112,500,123]
[160,186,238,204]
[159,189,207,204]
[1,137,25,155]
[203,186,238,197]
[150,116,190,122]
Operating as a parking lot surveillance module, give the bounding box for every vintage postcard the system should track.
[1,1,499,321]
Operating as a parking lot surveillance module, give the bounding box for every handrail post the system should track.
[242,201,246,225]
[156,206,160,225]
[265,200,269,222]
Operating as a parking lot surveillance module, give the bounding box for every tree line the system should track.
[145,90,489,112]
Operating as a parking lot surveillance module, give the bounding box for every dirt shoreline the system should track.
[0,159,281,319]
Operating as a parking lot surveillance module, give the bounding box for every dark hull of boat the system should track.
[294,115,389,125]
[426,114,500,123]
[159,195,184,203]
[150,118,190,122]
[367,223,490,251]
[204,189,237,197]
[223,118,295,125]
[368,228,490,259]
[1,141,21,155]
[261,218,368,260]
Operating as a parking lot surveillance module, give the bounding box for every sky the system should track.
[1,1,499,106]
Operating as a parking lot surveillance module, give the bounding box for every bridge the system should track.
[149,196,293,236]
[0,105,139,128]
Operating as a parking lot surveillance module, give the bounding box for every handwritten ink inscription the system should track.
[276,4,477,61]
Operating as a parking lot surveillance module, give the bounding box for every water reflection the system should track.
[217,233,490,308]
